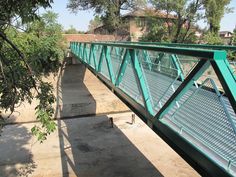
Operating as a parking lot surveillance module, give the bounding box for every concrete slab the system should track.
[0,63,200,177]
[0,113,199,177]
[5,63,129,123]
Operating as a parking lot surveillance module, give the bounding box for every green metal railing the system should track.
[70,41,236,177]
[111,41,236,51]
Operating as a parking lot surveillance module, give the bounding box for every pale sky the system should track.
[44,0,236,32]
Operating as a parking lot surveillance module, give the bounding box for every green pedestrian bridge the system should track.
[70,41,236,177]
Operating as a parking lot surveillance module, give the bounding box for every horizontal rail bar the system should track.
[110,41,236,51]
[70,41,236,177]
[71,41,227,61]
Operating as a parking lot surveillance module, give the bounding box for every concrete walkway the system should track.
[0,63,199,177]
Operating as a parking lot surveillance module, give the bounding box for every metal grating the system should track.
[119,61,144,107]
[162,79,236,175]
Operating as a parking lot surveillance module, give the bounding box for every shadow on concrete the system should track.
[0,119,36,177]
[56,60,164,177]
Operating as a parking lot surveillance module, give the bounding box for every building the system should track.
[92,9,176,41]
[92,9,204,42]
[219,31,233,45]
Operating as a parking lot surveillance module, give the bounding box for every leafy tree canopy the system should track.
[233,26,236,45]
[64,25,82,34]
[0,0,53,27]
[67,0,146,32]
[203,31,223,44]
[203,0,231,34]
[0,0,65,142]
[146,0,203,43]
[88,15,102,32]
[143,0,232,43]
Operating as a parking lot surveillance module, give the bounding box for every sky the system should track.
[43,0,236,32]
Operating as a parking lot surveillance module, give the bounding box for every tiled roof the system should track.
[63,34,117,42]
[123,9,176,19]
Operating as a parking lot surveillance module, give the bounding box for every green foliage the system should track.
[228,27,236,61]
[228,51,236,61]
[233,27,236,45]
[0,0,52,26]
[140,19,169,42]
[0,10,65,142]
[88,15,102,31]
[203,0,231,34]
[67,0,146,32]
[64,25,79,34]
[31,82,57,142]
[203,32,223,45]
[141,18,197,43]
[149,0,202,43]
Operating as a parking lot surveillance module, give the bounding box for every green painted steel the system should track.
[211,59,236,114]
[170,54,185,81]
[88,44,93,65]
[104,46,116,84]
[70,41,236,177]
[130,49,154,115]
[115,49,129,86]
[142,50,152,70]
[97,46,104,72]
[154,60,210,120]
[82,43,86,62]
[113,41,236,51]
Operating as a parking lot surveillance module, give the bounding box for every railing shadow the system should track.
[0,118,37,177]
[55,60,163,177]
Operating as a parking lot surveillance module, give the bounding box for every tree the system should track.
[203,0,231,34]
[148,0,203,43]
[233,26,236,45]
[203,31,223,44]
[64,25,79,34]
[88,15,102,32]
[228,27,236,60]
[0,0,65,142]
[67,0,146,32]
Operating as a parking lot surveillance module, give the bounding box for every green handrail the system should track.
[70,41,236,177]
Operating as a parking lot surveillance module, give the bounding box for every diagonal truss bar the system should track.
[211,59,236,114]
[82,43,86,62]
[104,46,115,84]
[142,50,152,70]
[79,43,83,58]
[88,44,94,65]
[154,59,210,120]
[97,46,104,72]
[170,54,184,81]
[115,49,129,86]
[93,45,98,70]
[130,49,154,115]
[70,41,236,177]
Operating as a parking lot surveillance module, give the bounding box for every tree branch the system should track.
[0,31,39,94]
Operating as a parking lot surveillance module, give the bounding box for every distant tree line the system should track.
[67,0,233,44]
[64,25,85,34]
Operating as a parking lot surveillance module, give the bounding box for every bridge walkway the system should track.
[70,42,236,177]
